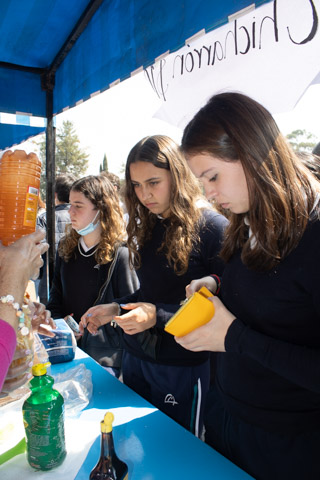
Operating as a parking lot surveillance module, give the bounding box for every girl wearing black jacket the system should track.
[179,92,320,479]
[80,136,228,435]
[47,175,139,377]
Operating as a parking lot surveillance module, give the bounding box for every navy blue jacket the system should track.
[218,218,320,434]
[117,209,228,366]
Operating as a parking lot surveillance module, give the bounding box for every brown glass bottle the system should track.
[90,412,128,480]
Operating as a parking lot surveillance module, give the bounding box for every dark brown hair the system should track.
[182,92,320,271]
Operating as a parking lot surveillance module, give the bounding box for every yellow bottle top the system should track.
[32,362,51,376]
[101,412,114,433]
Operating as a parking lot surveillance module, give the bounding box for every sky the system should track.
[17,73,320,178]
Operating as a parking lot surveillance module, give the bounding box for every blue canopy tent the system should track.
[0,0,272,280]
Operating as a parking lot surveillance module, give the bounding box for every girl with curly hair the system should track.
[80,136,228,435]
[47,175,139,377]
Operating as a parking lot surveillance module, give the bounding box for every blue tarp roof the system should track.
[0,0,272,149]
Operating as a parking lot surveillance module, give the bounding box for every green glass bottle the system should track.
[22,362,66,470]
[90,412,128,480]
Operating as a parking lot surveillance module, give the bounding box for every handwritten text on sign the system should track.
[145,0,320,127]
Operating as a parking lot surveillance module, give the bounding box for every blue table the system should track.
[50,349,253,480]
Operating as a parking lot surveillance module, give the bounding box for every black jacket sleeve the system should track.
[225,317,320,394]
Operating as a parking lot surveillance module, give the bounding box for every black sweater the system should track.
[218,218,320,434]
[117,209,228,366]
[47,244,139,367]
[47,244,139,323]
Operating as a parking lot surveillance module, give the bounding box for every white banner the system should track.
[145,0,320,128]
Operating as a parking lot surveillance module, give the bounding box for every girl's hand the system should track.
[115,303,156,335]
[175,296,235,352]
[185,276,217,298]
[79,303,119,335]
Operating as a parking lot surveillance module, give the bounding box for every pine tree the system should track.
[99,153,108,173]
[37,120,89,199]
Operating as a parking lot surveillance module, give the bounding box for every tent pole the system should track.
[45,89,56,294]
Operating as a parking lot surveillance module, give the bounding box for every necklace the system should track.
[78,239,99,257]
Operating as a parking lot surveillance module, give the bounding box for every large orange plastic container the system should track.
[0,150,41,245]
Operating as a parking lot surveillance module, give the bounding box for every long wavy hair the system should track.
[181,92,320,271]
[58,175,126,264]
[125,135,203,275]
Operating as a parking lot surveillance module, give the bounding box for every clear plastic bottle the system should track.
[22,362,66,470]
[90,412,128,480]
[0,149,41,245]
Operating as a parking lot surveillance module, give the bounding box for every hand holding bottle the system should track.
[0,231,49,394]
[0,230,49,292]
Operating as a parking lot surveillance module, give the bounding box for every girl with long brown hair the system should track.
[80,135,228,435]
[47,174,138,377]
[178,92,320,479]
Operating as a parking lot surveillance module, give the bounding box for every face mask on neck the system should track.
[75,210,100,236]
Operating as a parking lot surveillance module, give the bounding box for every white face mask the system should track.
[75,210,100,236]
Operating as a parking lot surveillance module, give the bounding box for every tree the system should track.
[99,153,108,172]
[37,120,89,199]
[286,129,318,153]
[119,161,126,176]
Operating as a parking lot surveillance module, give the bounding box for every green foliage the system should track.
[119,161,126,176]
[286,129,318,153]
[37,120,89,199]
[99,153,108,173]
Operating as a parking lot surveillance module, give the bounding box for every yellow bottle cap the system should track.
[101,412,114,433]
[31,362,51,376]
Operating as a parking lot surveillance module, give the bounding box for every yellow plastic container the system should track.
[164,286,215,337]
[0,150,41,245]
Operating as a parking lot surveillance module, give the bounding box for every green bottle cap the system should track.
[31,362,51,376]
[101,412,114,433]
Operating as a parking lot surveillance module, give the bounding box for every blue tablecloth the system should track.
[0,348,253,479]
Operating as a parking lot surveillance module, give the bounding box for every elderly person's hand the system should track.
[31,301,56,337]
[0,230,49,293]
[0,231,49,393]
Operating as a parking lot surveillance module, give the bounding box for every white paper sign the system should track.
[145,0,320,128]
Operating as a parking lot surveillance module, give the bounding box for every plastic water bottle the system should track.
[22,362,66,470]
[0,149,41,245]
